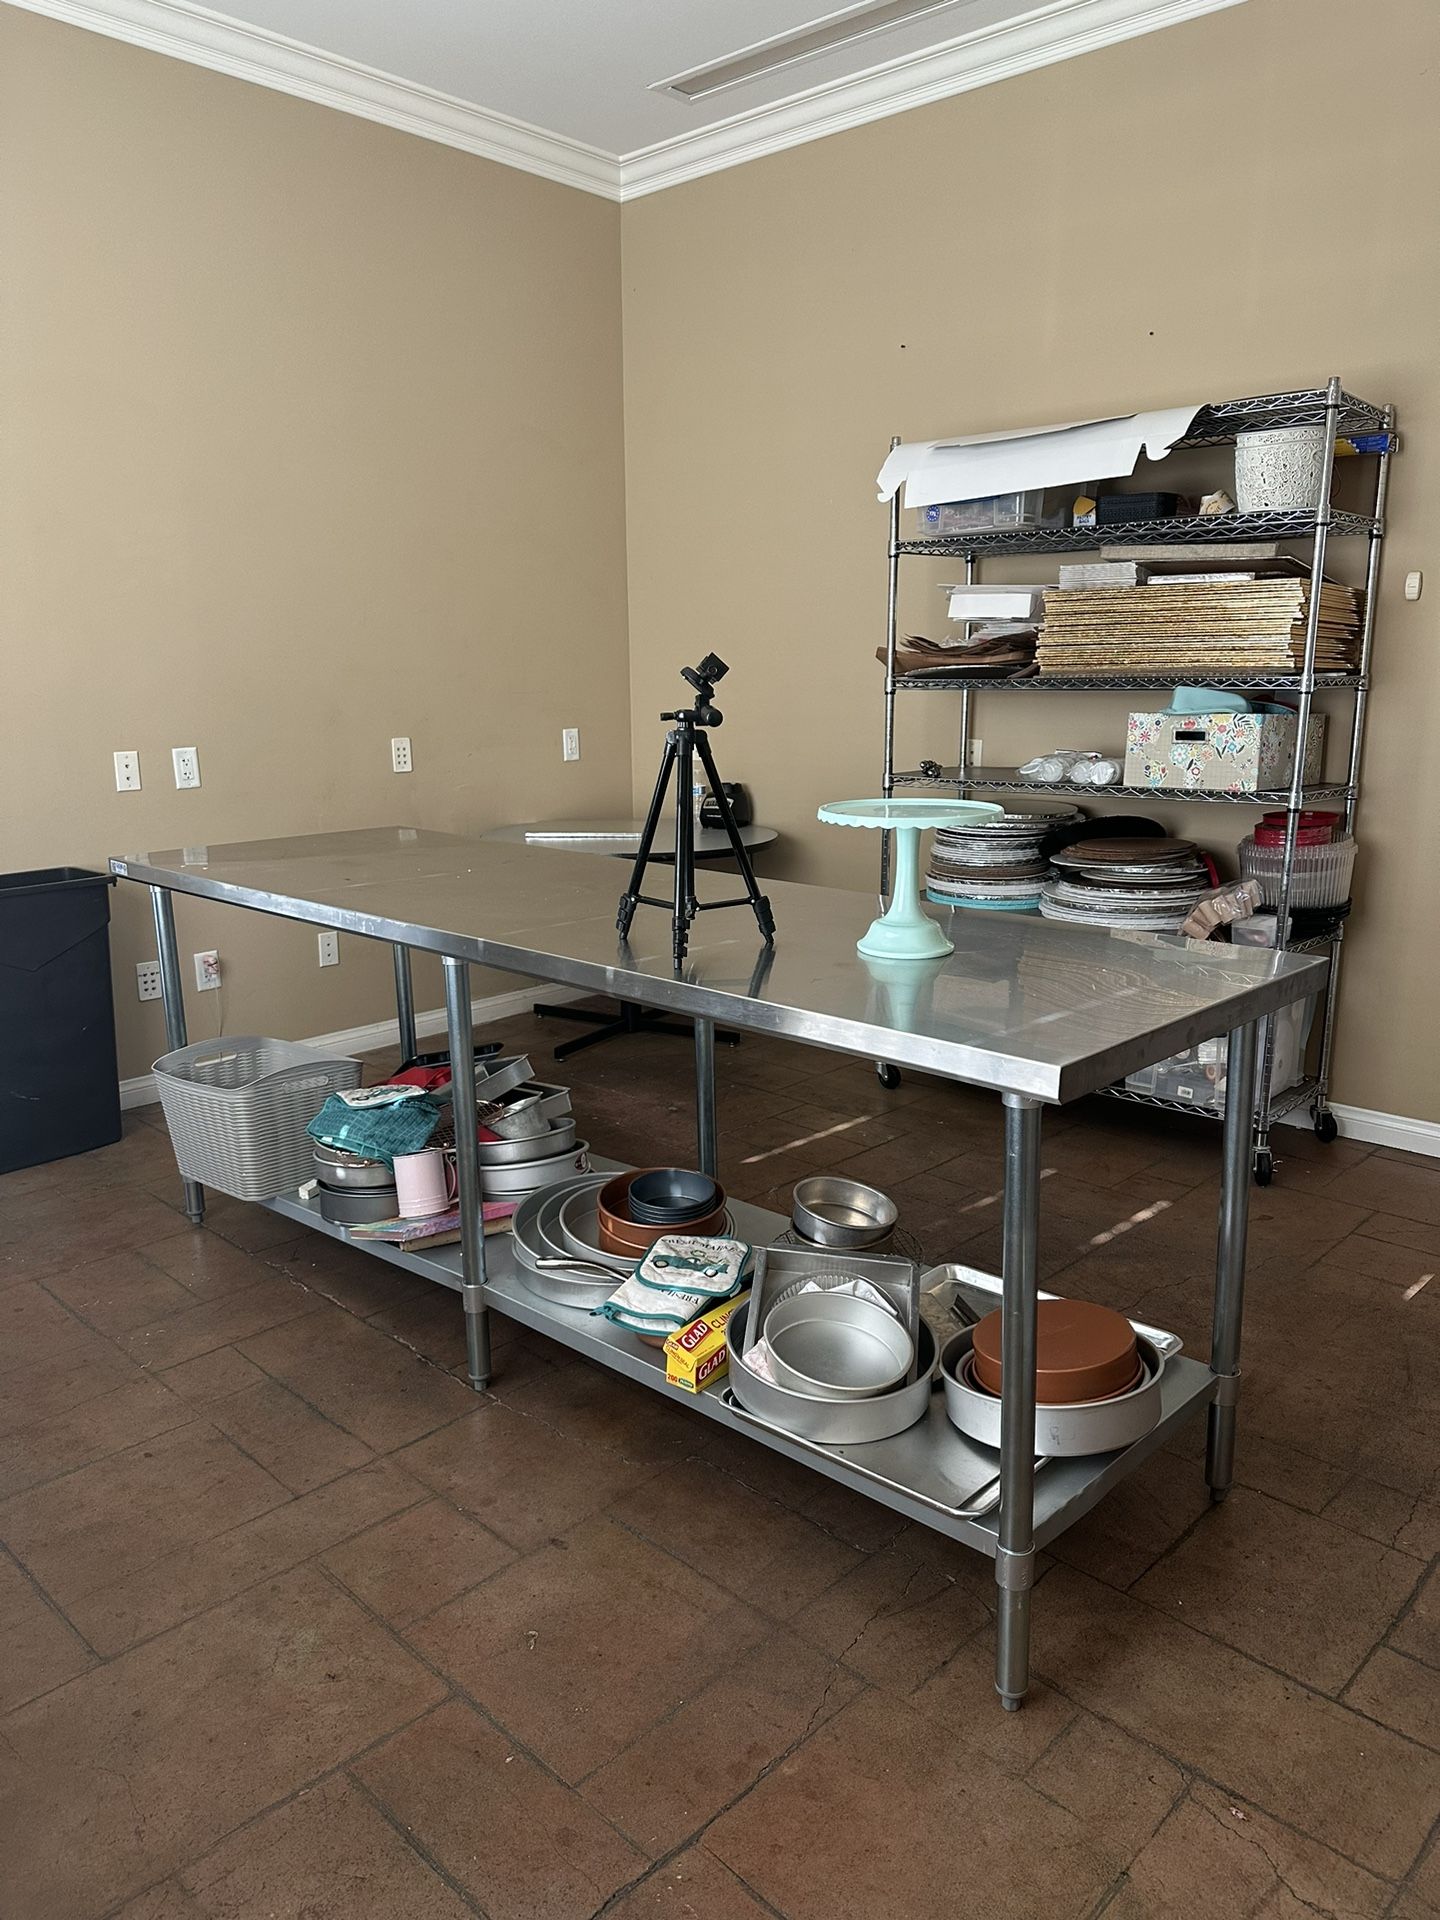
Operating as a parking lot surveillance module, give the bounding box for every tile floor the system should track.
[3,1004,1439,1918]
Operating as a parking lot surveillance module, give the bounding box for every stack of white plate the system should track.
[927,802,1083,912]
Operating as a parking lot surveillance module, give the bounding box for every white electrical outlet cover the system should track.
[114,750,141,792]
[172,747,201,789]
[391,737,413,774]
[317,932,339,967]
[136,960,162,1001]
[193,950,220,991]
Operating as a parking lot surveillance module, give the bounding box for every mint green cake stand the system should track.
[819,796,1005,960]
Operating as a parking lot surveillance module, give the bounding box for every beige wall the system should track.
[622,0,1440,1123]
[0,9,631,1081]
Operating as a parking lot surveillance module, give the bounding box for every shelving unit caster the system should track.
[876,1062,902,1091]
[1253,1149,1274,1187]
[1313,1107,1339,1144]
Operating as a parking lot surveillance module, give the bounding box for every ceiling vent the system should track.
[652,0,972,102]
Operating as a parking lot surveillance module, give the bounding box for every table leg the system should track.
[443,956,491,1391]
[150,886,205,1226]
[392,944,418,1064]
[1207,1019,1259,1501]
[695,1016,718,1177]
[995,1091,1041,1710]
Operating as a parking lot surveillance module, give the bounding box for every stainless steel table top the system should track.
[484,818,778,858]
[111,827,1326,1103]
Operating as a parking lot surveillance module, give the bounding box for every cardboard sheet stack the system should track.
[1037,577,1360,676]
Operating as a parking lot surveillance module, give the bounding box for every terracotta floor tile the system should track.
[42,1250,197,1335]
[1048,1447,1213,1590]
[0,1566,445,1920]
[910,1632,1076,1775]
[1325,1157,1440,1225]
[260,1232,434,1318]
[1391,1565,1440,1668]
[157,1346,267,1404]
[797,1474,910,1551]
[398,1401,659,1552]
[0,1339,141,1436]
[0,1281,114,1375]
[495,1356,701,1467]
[178,1775,474,1919]
[581,1629,863,1856]
[1406,1832,1440,1914]
[122,1276,321,1372]
[1102,1784,1391,1920]
[698,1424,834,1513]
[1132,1485,1423,1691]
[356,1700,644,1917]
[600,1847,777,1920]
[1313,1230,1440,1295]
[1322,1476,1435,1553]
[1026,1711,1183,1870]
[408,1516,768,1782]
[110,1884,206,1920]
[0,1375,194,1500]
[1344,1645,1440,1750]
[0,1183,196,1286]
[366,1289,472,1371]
[707,1689,1114,1920]
[0,1420,289,1615]
[788,1547,990,1694]
[606,1458,863,1619]
[141,1229,289,1300]
[237,1304,477,1451]
[205,1376,375,1493]
[0,1550,94,1711]
[1162,1424,1351,1520]
[322,1496,514,1626]
[69,1458,422,1655]
[177,1193,301,1254]
[1031,1566,1440,1878]
[1398,1503,1440,1559]
[956,1172,1193,1280]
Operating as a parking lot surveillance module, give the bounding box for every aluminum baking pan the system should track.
[918,1263,1182,1361]
[726,1301,936,1444]
[791,1176,898,1250]
[511,1173,610,1268]
[475,1116,577,1165]
[311,1142,395,1190]
[498,1081,572,1124]
[758,1243,921,1385]
[940,1327,1171,1457]
[764,1289,913,1400]
[471,1054,533,1105]
[480,1139,590,1199]
[513,1255,626,1312]
[317,1182,399,1225]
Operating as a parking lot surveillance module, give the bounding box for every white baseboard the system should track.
[119,983,581,1110]
[1277,1100,1440,1158]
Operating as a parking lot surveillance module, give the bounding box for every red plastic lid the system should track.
[1254,810,1337,848]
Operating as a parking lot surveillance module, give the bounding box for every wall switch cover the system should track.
[317,931,339,967]
[562,728,581,761]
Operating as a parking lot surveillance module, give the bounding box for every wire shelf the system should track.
[1172,389,1387,448]
[892,766,1356,805]
[894,508,1379,560]
[1100,1075,1321,1125]
[894,672,1364,693]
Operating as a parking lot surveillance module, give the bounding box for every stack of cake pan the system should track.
[1038,836,1209,931]
[926,802,1083,912]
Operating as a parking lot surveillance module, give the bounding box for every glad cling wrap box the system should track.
[664,1291,750,1394]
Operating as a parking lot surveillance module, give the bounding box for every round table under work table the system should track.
[483,817,778,1058]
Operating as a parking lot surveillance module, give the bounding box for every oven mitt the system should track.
[305,1086,442,1164]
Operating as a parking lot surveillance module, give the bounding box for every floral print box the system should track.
[1123,709,1326,794]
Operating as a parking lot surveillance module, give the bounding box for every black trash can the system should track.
[0,868,122,1174]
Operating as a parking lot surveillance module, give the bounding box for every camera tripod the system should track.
[617,654,776,969]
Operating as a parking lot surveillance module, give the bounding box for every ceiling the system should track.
[9,0,1248,196]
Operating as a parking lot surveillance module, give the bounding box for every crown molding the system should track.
[618,0,1250,198]
[7,0,1248,202]
[4,0,622,198]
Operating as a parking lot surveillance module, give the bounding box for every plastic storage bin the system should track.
[1125,995,1316,1111]
[1238,834,1356,909]
[153,1036,361,1200]
[0,867,121,1174]
[915,491,1045,537]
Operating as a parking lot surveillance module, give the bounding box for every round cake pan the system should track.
[317,1182,399,1225]
[475,1117,577,1165]
[764,1290,914,1400]
[312,1143,395,1190]
[558,1188,639,1272]
[480,1140,590,1198]
[940,1327,1167,1457]
[472,1054,534,1104]
[971,1298,1138,1404]
[628,1168,721,1224]
[791,1177,898,1250]
[727,1303,936,1444]
[511,1173,610,1267]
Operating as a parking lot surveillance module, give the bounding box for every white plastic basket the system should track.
[153,1036,361,1200]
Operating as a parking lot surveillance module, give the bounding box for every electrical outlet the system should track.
[114,750,141,792]
[561,728,581,762]
[193,950,220,991]
[317,931,339,968]
[136,960,162,1001]
[968,737,983,764]
[172,747,201,790]
[391,736,413,774]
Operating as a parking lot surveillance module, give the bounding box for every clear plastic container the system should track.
[1237,834,1356,909]
[1126,995,1316,1111]
[915,491,1045,537]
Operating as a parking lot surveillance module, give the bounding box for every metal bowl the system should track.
[312,1143,394,1190]
[763,1289,914,1400]
[939,1327,1169,1457]
[726,1303,936,1444]
[485,1091,551,1140]
[791,1177,898,1250]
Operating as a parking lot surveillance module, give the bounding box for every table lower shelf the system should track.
[263,1188,1219,1556]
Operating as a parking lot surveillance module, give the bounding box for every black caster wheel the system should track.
[1313,1109,1339,1144]
[876,1062,902,1091]
[1253,1150,1274,1187]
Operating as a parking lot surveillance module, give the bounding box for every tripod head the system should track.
[662,652,727,729]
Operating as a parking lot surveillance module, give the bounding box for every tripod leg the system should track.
[673,728,695,969]
[695,734,775,944]
[619,736,677,939]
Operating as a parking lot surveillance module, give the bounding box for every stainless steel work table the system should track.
[112,826,1327,1710]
